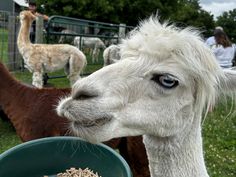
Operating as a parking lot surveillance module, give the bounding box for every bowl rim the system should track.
[0,136,132,176]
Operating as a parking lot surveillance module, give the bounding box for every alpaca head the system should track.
[99,40,106,49]
[57,17,236,143]
[19,10,36,24]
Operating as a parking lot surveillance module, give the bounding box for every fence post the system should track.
[119,23,126,43]
[7,15,17,70]
[35,16,44,44]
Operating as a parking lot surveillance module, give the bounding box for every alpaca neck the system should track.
[0,66,35,141]
[143,117,209,177]
[0,66,31,108]
[0,74,34,135]
[17,19,32,49]
[0,79,25,106]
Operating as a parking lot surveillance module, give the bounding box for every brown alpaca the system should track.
[17,10,87,88]
[0,62,149,177]
[119,136,149,177]
[0,63,69,141]
[0,107,9,121]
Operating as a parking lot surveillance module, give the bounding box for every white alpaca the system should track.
[58,29,77,44]
[103,44,120,66]
[57,17,236,177]
[104,34,119,46]
[74,36,106,63]
[17,11,87,88]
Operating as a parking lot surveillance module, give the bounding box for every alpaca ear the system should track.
[220,69,236,92]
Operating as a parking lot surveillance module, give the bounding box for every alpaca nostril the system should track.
[72,91,97,100]
[72,83,99,100]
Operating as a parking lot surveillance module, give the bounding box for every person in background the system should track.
[28,1,49,20]
[205,26,223,48]
[27,1,49,43]
[212,30,235,68]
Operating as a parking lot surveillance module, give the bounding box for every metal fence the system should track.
[45,15,134,65]
[0,10,134,72]
[0,10,22,71]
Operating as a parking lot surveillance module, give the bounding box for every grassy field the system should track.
[203,101,236,177]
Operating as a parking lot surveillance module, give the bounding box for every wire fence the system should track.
[0,10,23,71]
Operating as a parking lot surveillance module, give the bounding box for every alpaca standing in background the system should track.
[57,17,236,177]
[58,29,77,44]
[103,44,120,66]
[74,36,106,63]
[17,11,87,88]
[0,61,149,177]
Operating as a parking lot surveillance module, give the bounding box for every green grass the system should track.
[0,119,21,154]
[13,64,103,88]
[203,100,236,177]
[0,28,8,63]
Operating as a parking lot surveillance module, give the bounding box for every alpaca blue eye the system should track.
[151,74,179,89]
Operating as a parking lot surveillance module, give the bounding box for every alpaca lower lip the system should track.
[73,117,111,127]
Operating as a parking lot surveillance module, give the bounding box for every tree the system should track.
[170,0,215,37]
[36,0,214,36]
[216,9,236,43]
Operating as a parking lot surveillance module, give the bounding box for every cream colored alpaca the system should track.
[57,17,236,177]
[17,11,87,88]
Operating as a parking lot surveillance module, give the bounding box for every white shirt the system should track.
[213,45,235,68]
[205,36,216,48]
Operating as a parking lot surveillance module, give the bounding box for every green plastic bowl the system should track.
[0,136,132,177]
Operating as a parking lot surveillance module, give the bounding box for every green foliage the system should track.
[168,0,214,37]
[36,0,214,36]
[216,9,236,43]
